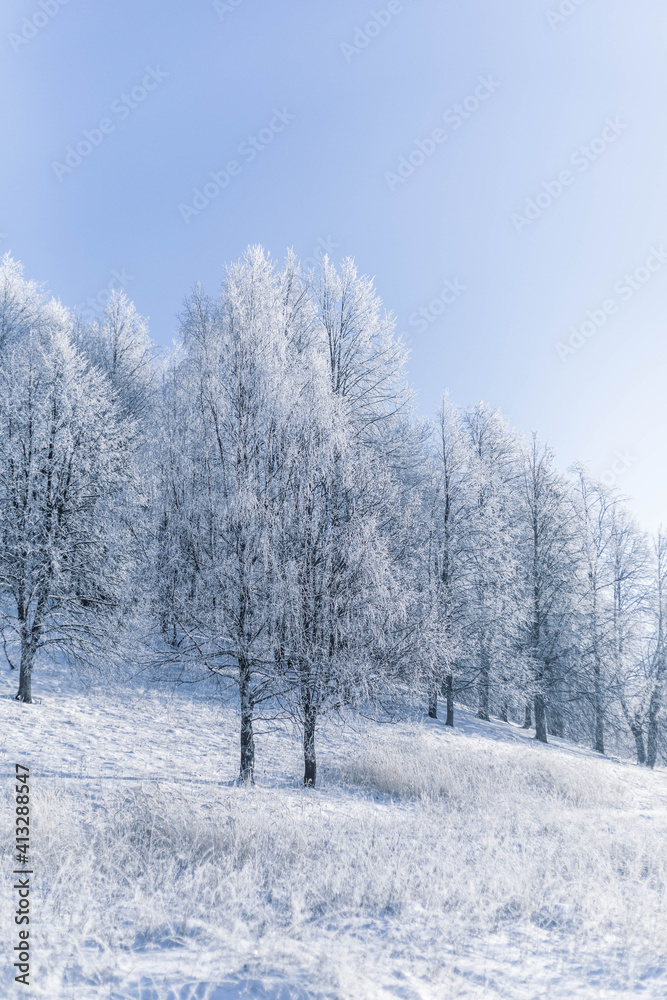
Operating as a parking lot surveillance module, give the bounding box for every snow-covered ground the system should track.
[1,664,666,999]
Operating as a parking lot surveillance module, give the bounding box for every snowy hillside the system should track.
[2,664,666,1000]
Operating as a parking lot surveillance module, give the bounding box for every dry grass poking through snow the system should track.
[328,725,634,809]
[1,710,667,999]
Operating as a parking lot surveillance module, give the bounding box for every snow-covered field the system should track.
[2,665,666,999]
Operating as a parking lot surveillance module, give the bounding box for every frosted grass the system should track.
[2,717,666,998]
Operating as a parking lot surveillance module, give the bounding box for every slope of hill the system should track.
[1,664,666,999]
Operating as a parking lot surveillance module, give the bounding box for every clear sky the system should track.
[2,0,666,529]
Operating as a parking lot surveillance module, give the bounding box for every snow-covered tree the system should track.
[277,416,403,784]
[645,533,667,767]
[309,255,410,442]
[0,254,44,353]
[0,291,136,701]
[615,529,667,766]
[460,403,523,722]
[5,249,661,775]
[515,436,579,742]
[73,290,156,424]
[421,393,472,724]
[269,253,417,781]
[569,468,619,754]
[163,248,319,782]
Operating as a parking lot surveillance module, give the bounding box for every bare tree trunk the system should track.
[646,717,658,768]
[15,632,35,704]
[646,688,660,768]
[3,635,17,670]
[499,701,509,723]
[522,702,532,729]
[303,705,317,786]
[547,705,564,738]
[630,723,647,765]
[593,657,605,754]
[238,654,255,783]
[546,666,564,736]
[445,673,454,727]
[477,647,490,721]
[534,693,547,744]
[428,676,438,719]
[594,718,605,754]
[592,647,605,754]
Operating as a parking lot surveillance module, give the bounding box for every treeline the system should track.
[0,248,665,782]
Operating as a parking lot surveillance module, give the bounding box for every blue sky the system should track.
[2,0,667,528]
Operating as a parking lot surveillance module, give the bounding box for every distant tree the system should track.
[149,350,198,650]
[461,403,522,722]
[645,533,667,767]
[570,468,618,754]
[72,291,157,627]
[615,530,667,766]
[423,393,472,725]
[0,254,43,352]
[73,290,156,423]
[515,436,579,743]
